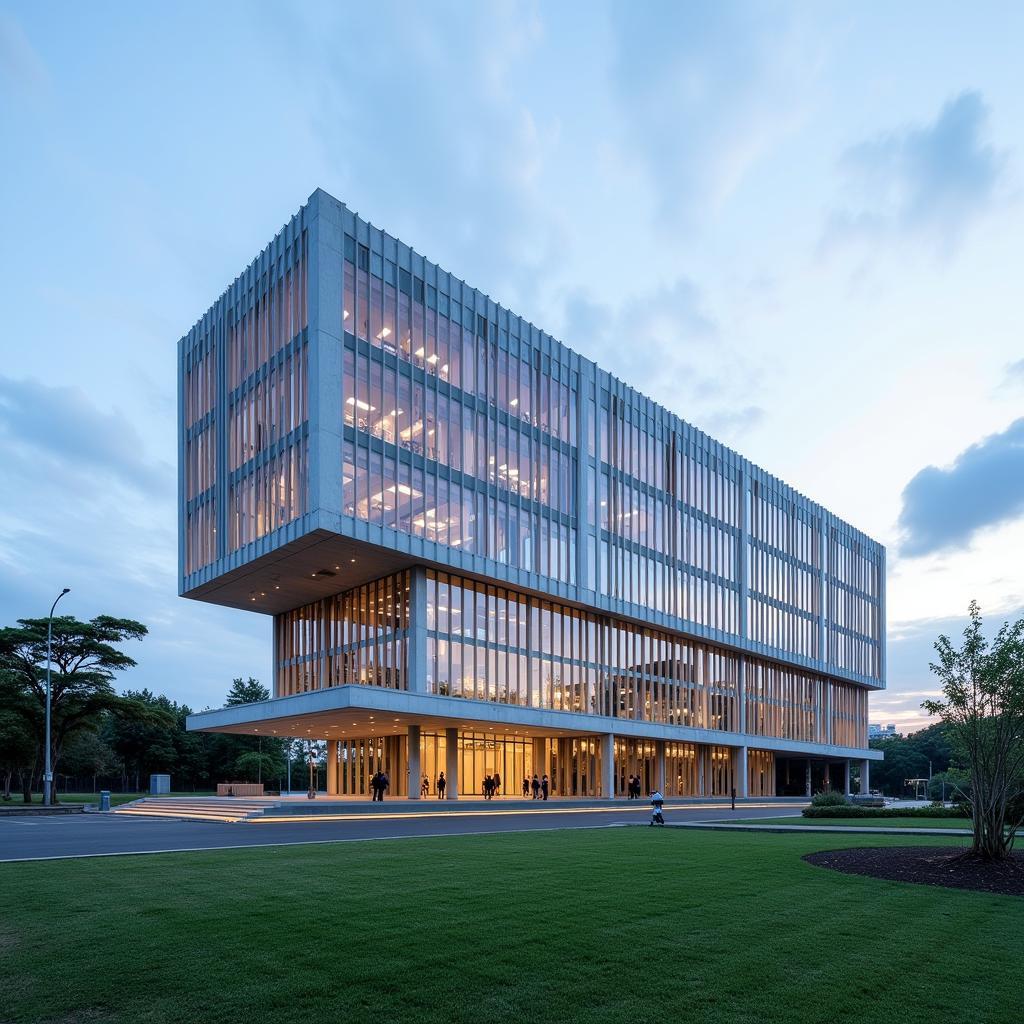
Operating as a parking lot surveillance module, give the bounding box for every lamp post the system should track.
[43,587,71,806]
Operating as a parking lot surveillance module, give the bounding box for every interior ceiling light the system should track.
[345,397,376,411]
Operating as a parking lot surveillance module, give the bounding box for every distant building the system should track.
[869,723,899,740]
[179,189,885,799]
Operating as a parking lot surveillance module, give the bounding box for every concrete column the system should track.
[445,727,459,799]
[844,760,852,797]
[824,683,832,744]
[805,760,812,798]
[326,740,339,796]
[737,746,749,799]
[532,737,546,784]
[860,758,870,795]
[306,190,344,522]
[407,725,421,799]
[737,657,747,735]
[557,737,571,797]
[739,465,750,641]
[407,566,428,693]
[655,740,666,794]
[601,733,615,799]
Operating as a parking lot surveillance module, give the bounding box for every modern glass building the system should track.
[182,188,884,799]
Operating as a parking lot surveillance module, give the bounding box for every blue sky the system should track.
[1,1,1022,729]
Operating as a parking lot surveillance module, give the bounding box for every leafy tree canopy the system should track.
[923,601,1024,860]
[0,615,150,802]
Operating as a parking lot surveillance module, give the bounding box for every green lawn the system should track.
[10,792,215,807]
[0,830,1017,1024]
[733,815,971,829]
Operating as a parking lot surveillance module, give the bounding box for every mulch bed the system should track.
[803,845,1024,896]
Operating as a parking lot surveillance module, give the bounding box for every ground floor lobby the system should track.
[188,685,877,802]
[324,729,869,801]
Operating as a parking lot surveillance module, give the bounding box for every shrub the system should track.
[810,790,850,808]
[802,804,969,819]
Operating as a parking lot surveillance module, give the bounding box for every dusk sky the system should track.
[1,2,1021,730]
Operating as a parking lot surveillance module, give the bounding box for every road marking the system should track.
[0,823,628,863]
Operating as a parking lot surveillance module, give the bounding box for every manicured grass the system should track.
[11,792,215,807]
[733,816,971,829]
[0,830,1018,1024]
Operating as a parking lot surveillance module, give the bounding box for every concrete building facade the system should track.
[182,189,884,798]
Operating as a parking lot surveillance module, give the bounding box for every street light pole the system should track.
[43,588,71,806]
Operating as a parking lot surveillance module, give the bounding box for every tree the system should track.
[0,706,36,802]
[60,729,120,792]
[225,677,270,705]
[207,679,286,789]
[106,690,180,791]
[868,722,952,796]
[233,750,284,784]
[923,602,1024,861]
[0,615,149,803]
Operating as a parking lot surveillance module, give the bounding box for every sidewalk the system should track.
[651,821,972,837]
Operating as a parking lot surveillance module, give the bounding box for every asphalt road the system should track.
[0,803,801,862]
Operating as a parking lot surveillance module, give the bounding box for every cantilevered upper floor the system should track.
[178,189,886,692]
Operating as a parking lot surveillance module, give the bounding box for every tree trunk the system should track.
[21,768,32,804]
[971,784,1011,860]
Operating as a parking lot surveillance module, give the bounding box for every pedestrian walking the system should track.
[541,774,549,801]
[421,775,430,798]
[379,771,389,801]
[626,774,635,799]
[437,771,447,799]
[531,774,540,799]
[522,777,530,798]
[649,789,665,826]
[483,774,493,799]
[493,771,501,796]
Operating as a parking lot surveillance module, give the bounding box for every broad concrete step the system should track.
[114,797,280,822]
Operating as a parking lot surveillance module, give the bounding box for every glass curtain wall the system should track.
[340,236,578,584]
[275,571,410,697]
[276,568,869,748]
[180,224,308,577]
[424,570,740,732]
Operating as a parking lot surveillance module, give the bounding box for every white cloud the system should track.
[823,90,1007,255]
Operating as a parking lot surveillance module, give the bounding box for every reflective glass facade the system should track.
[179,212,309,579]
[181,189,884,799]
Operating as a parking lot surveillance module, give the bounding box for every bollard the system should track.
[99,790,111,812]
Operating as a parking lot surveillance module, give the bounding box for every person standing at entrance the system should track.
[522,777,530,798]
[626,774,634,799]
[531,774,540,799]
[493,771,501,797]
[541,774,549,801]
[379,771,389,800]
[421,775,430,798]
[370,770,380,801]
[437,771,446,799]
[483,774,493,800]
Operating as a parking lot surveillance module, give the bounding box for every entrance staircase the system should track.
[114,797,279,823]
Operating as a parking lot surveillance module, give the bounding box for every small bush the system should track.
[802,804,969,819]
[810,790,850,808]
